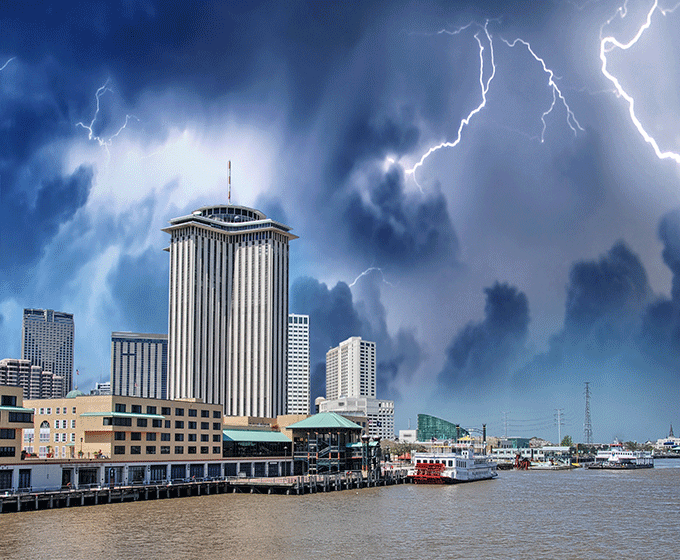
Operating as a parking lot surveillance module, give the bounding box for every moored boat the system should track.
[587,442,654,469]
[408,446,498,484]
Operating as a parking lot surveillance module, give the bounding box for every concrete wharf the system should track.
[0,469,408,513]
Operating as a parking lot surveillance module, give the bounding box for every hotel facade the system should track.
[163,205,297,418]
[286,314,310,414]
[111,332,168,399]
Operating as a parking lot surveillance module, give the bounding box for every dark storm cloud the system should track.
[0,165,93,293]
[438,282,529,390]
[106,247,169,334]
[342,165,459,266]
[291,276,422,403]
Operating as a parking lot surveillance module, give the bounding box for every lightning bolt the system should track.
[599,0,680,165]
[349,267,395,288]
[0,57,15,71]
[405,19,584,187]
[405,21,496,189]
[501,38,584,143]
[76,79,139,161]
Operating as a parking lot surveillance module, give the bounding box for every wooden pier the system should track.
[0,469,408,513]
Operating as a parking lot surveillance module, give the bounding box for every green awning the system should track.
[286,412,363,431]
[0,406,34,413]
[223,429,291,443]
[80,411,165,419]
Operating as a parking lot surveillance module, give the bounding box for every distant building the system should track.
[398,429,417,443]
[287,314,310,414]
[22,309,74,396]
[111,332,167,399]
[325,337,375,400]
[317,396,394,440]
[0,358,63,399]
[163,205,297,417]
[417,413,469,442]
[90,381,111,396]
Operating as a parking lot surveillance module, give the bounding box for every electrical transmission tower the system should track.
[502,412,509,438]
[583,381,593,444]
[554,409,564,444]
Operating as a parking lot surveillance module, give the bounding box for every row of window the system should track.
[0,446,16,457]
[53,419,76,429]
[0,429,16,439]
[112,445,221,455]
[37,407,76,415]
[113,432,221,443]
[114,403,219,418]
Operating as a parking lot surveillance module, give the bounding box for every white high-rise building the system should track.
[287,314,310,414]
[21,309,74,395]
[111,332,168,399]
[325,336,375,400]
[163,204,297,417]
[0,358,63,399]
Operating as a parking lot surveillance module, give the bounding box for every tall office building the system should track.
[325,337,375,400]
[111,332,168,399]
[287,314,310,414]
[163,204,297,417]
[22,309,74,396]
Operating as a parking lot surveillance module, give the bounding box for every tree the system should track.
[561,435,573,447]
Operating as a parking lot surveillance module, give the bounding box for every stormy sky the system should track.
[2,0,679,443]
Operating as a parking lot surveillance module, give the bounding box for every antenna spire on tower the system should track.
[228,160,231,204]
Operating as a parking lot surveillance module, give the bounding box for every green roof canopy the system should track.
[0,406,34,413]
[223,429,291,443]
[286,412,363,431]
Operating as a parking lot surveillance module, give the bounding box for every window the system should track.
[71,433,75,442]
[164,420,171,429]
[175,446,184,454]
[175,421,184,429]
[175,408,184,416]
[71,419,76,429]
[146,446,156,454]
[146,433,156,441]
[115,403,126,413]
[130,446,141,454]
[188,434,197,442]
[161,446,170,454]
[46,408,51,415]
[137,418,147,428]
[56,407,60,414]
[146,406,157,415]
[114,432,125,441]
[188,421,196,430]
[130,432,142,441]
[213,410,221,419]
[200,446,209,454]
[114,446,125,455]
[175,434,184,442]
[54,433,60,442]
[72,407,76,414]
[39,408,45,415]
[161,433,171,441]
[213,434,221,442]
[188,409,197,417]
[188,446,196,454]
[213,423,221,430]
[212,446,221,454]
[0,429,15,439]
[131,405,142,414]
[152,419,162,428]
[201,434,209,442]
[9,412,32,423]
[201,422,209,430]
[1,395,17,407]
[161,407,171,415]
[201,410,210,418]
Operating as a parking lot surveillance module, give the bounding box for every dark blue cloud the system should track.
[438,282,529,389]
[0,165,93,294]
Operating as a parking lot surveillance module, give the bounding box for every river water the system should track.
[1,460,678,560]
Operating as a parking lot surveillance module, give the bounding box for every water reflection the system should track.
[1,462,678,560]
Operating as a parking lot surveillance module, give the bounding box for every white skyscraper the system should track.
[163,204,297,417]
[287,314,310,414]
[111,332,168,399]
[21,308,74,395]
[325,336,375,400]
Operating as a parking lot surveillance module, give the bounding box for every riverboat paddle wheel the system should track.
[412,462,446,484]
